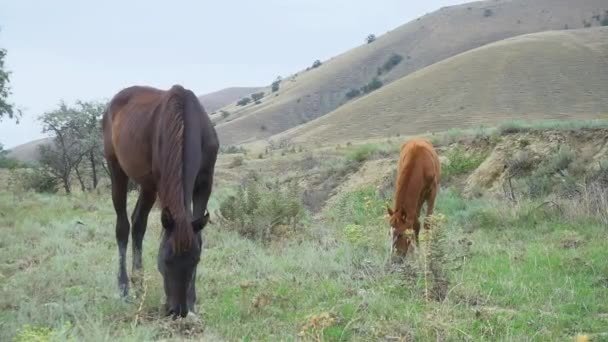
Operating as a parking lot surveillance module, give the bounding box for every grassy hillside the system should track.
[276,27,608,145]
[2,124,608,341]
[7,137,50,164]
[215,0,608,145]
[197,87,261,114]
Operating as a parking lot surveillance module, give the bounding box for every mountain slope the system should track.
[215,0,608,145]
[198,87,261,113]
[275,27,608,145]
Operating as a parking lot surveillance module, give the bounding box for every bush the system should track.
[366,34,376,44]
[380,54,403,74]
[221,145,248,154]
[12,168,59,193]
[442,146,487,180]
[345,89,361,100]
[312,60,322,69]
[251,92,265,102]
[221,110,230,119]
[484,8,493,17]
[229,156,244,168]
[237,97,252,106]
[219,179,306,242]
[360,78,383,94]
[271,78,281,92]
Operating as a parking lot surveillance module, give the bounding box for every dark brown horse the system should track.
[387,138,440,257]
[102,84,219,318]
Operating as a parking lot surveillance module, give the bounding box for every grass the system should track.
[2,175,607,340]
[498,119,608,135]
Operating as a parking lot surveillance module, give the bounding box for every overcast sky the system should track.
[0,0,467,148]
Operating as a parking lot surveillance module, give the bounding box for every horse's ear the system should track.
[161,207,175,231]
[192,211,210,233]
[386,205,394,216]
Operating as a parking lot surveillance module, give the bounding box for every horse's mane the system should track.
[159,86,193,252]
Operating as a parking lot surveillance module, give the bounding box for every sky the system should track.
[0,0,467,148]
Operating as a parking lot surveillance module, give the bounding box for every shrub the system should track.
[442,146,487,180]
[251,92,265,102]
[380,54,403,74]
[346,144,378,163]
[360,78,383,94]
[221,145,247,154]
[484,8,493,17]
[229,156,244,168]
[312,60,322,69]
[12,168,59,193]
[366,34,376,44]
[237,97,252,106]
[271,77,281,92]
[345,89,361,100]
[221,110,230,118]
[219,179,306,242]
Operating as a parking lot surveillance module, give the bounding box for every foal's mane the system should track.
[159,86,193,252]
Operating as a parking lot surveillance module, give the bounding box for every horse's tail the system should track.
[160,85,194,252]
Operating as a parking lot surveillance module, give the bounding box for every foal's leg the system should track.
[130,186,156,291]
[424,184,438,230]
[108,158,130,298]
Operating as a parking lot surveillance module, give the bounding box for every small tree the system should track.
[0,143,22,169]
[272,76,282,93]
[0,41,21,122]
[312,60,322,68]
[366,34,376,44]
[237,97,252,106]
[37,100,105,193]
[251,92,265,102]
[345,89,361,100]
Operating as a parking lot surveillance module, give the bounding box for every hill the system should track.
[7,137,50,164]
[214,0,608,145]
[197,86,261,114]
[275,27,608,145]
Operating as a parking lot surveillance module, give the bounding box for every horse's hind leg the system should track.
[130,186,156,292]
[108,157,131,298]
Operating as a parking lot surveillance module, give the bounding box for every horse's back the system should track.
[399,138,440,184]
[103,86,167,183]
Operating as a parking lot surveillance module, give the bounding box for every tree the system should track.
[0,142,22,169]
[272,77,282,93]
[237,97,252,106]
[0,40,21,122]
[312,60,322,68]
[251,92,265,102]
[37,100,106,193]
[366,34,376,44]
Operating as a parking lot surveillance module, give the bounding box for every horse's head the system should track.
[157,208,209,318]
[386,205,415,256]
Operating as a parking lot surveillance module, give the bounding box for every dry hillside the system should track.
[214,0,608,145]
[276,27,608,145]
[197,87,261,113]
[7,137,50,164]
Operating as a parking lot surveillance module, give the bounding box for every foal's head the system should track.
[386,205,415,257]
[157,208,209,318]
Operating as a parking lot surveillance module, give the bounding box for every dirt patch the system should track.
[464,129,608,198]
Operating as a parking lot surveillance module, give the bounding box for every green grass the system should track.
[1,181,607,340]
[498,119,608,135]
[442,146,488,180]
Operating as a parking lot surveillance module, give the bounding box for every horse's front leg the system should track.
[130,186,156,293]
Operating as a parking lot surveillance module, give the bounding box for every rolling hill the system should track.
[197,87,261,114]
[214,0,608,145]
[275,27,608,145]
